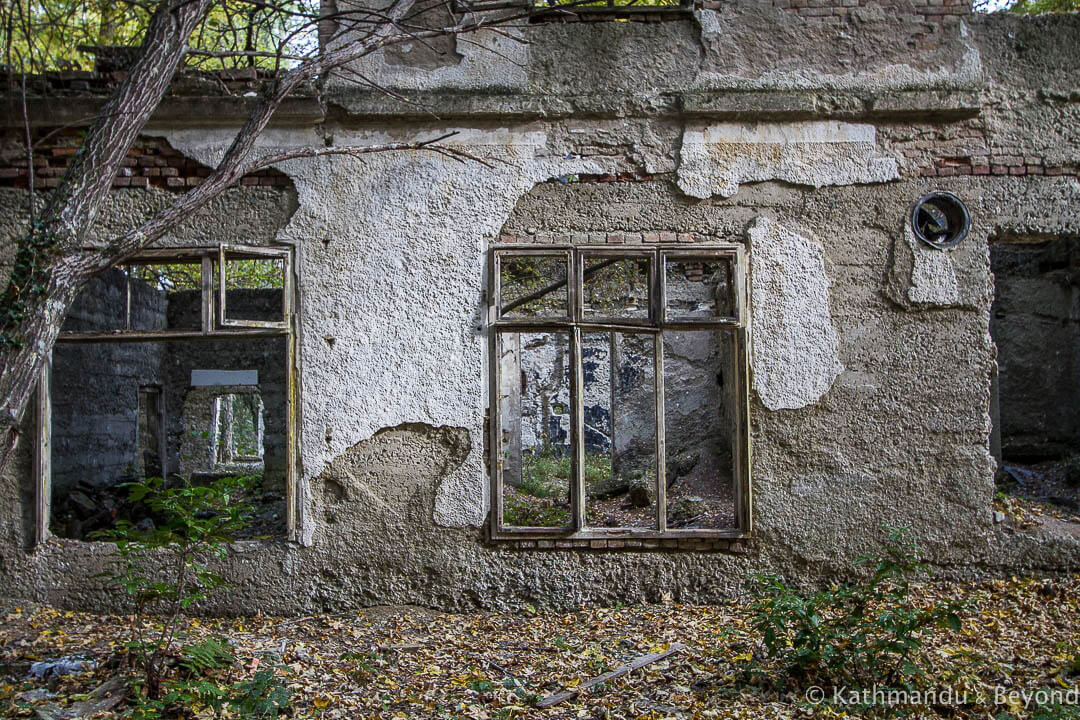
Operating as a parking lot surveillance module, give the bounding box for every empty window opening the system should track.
[43,246,295,543]
[491,245,749,541]
[990,235,1080,516]
[219,249,287,327]
[215,392,265,466]
[138,386,166,479]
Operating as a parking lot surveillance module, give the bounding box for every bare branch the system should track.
[241,135,498,173]
[185,48,308,61]
[18,61,33,226]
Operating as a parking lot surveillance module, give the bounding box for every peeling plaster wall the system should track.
[1,7,1079,614]
[162,126,613,536]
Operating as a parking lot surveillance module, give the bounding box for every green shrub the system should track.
[747,528,963,690]
[95,476,292,717]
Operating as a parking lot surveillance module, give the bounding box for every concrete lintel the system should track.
[4,88,981,130]
[681,89,982,121]
[191,369,259,387]
[1,96,324,129]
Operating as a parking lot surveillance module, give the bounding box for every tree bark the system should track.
[0,0,213,473]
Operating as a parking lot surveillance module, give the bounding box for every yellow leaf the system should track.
[313,694,332,709]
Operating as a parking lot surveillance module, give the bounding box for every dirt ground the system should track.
[3,575,1080,719]
[997,460,1080,539]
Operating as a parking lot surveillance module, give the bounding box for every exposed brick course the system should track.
[0,129,293,191]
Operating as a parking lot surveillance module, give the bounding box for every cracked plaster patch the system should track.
[886,222,961,308]
[748,217,843,411]
[677,121,899,199]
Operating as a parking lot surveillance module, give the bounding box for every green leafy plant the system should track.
[229,670,292,719]
[94,475,255,700]
[746,528,964,690]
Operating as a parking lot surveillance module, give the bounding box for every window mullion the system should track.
[734,329,752,533]
[491,330,505,536]
[654,331,667,533]
[34,358,51,547]
[124,271,133,331]
[570,253,585,530]
[202,254,214,334]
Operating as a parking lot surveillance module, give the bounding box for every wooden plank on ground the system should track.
[535,643,686,709]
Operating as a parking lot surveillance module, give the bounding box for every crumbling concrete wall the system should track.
[0,5,1078,613]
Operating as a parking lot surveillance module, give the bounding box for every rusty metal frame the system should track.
[40,245,302,545]
[492,247,573,327]
[489,245,752,542]
[576,248,655,327]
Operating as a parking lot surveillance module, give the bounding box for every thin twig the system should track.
[32,112,134,150]
[242,134,497,173]
[19,64,33,226]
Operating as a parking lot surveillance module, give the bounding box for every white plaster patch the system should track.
[677,121,899,199]
[884,222,962,308]
[748,217,843,411]
[165,126,608,534]
[905,225,960,305]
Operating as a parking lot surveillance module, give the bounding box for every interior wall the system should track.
[990,236,1080,461]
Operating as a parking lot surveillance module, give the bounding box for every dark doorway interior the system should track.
[990,235,1080,515]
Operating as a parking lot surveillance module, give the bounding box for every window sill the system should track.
[489,533,751,552]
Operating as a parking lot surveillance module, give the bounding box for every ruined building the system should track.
[0,0,1078,612]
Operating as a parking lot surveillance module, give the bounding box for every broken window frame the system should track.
[218,244,291,330]
[32,244,302,545]
[578,248,656,326]
[489,244,751,542]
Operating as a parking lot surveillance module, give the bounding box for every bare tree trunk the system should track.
[40,0,214,245]
[0,246,87,473]
[0,0,213,474]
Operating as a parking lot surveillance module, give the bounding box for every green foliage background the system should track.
[1,0,319,74]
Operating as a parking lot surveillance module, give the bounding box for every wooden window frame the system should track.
[33,245,303,545]
[489,244,751,542]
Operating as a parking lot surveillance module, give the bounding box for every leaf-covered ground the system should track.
[2,575,1079,719]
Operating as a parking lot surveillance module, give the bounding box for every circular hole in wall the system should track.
[910,191,971,250]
